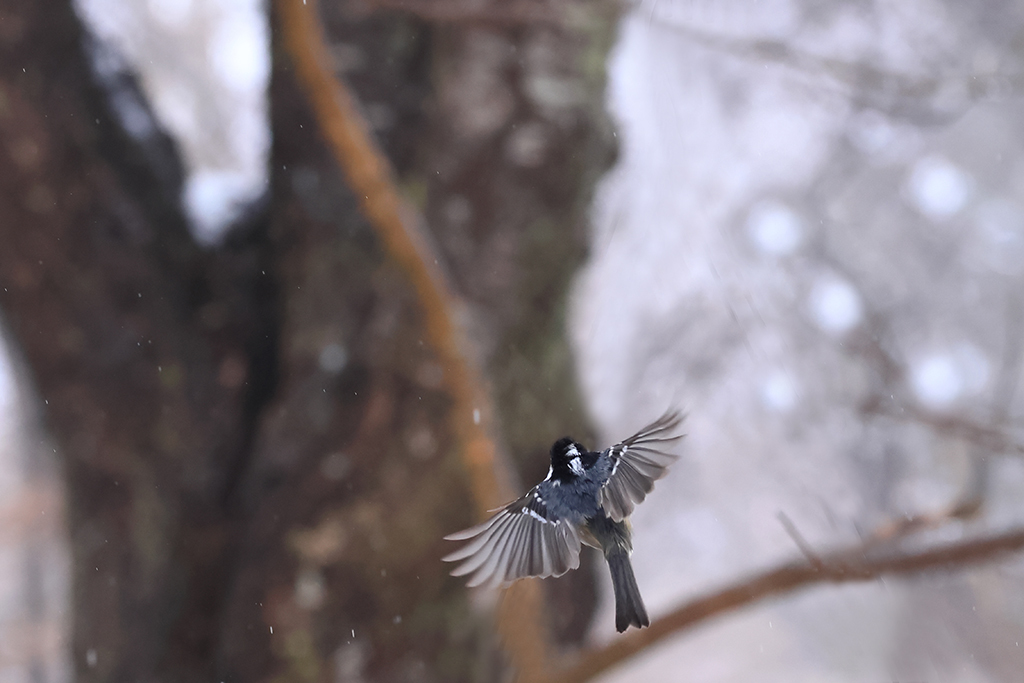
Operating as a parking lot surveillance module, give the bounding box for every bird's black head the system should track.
[549,437,587,482]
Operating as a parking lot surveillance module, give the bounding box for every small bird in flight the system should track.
[443,412,684,632]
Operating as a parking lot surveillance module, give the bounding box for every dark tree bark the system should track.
[0,0,615,680]
[0,0,266,679]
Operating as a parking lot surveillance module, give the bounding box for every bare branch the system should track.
[643,9,1024,123]
[276,0,516,517]
[276,0,554,676]
[536,525,1024,683]
[363,0,569,26]
[865,401,1024,457]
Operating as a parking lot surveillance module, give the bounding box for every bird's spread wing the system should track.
[442,487,581,588]
[599,411,685,522]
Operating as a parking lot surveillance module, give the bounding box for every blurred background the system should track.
[2,0,1024,681]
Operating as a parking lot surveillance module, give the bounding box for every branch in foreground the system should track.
[276,0,513,515]
[276,0,553,676]
[538,525,1024,683]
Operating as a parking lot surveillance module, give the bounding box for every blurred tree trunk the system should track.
[0,0,614,680]
[0,0,282,678]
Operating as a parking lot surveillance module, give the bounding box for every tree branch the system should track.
[864,400,1024,457]
[364,0,567,26]
[645,8,1024,123]
[276,0,554,676]
[539,524,1024,683]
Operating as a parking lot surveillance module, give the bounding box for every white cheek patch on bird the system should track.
[569,456,585,476]
[442,411,685,633]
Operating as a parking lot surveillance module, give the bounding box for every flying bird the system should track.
[443,411,684,632]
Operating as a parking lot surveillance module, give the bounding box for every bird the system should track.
[442,411,684,632]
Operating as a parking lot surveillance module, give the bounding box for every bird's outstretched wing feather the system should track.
[599,411,685,522]
[443,487,581,588]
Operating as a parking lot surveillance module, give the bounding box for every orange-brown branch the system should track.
[275,0,552,676]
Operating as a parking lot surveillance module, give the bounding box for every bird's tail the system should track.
[606,548,649,632]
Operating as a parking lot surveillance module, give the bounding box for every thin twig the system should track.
[365,0,569,26]
[776,511,824,569]
[540,524,1024,683]
[276,0,553,676]
[643,9,1024,122]
[867,508,961,545]
[865,401,1024,457]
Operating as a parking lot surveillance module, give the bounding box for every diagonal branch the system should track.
[539,524,1024,683]
[777,511,825,569]
[275,0,554,676]
[275,0,508,541]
